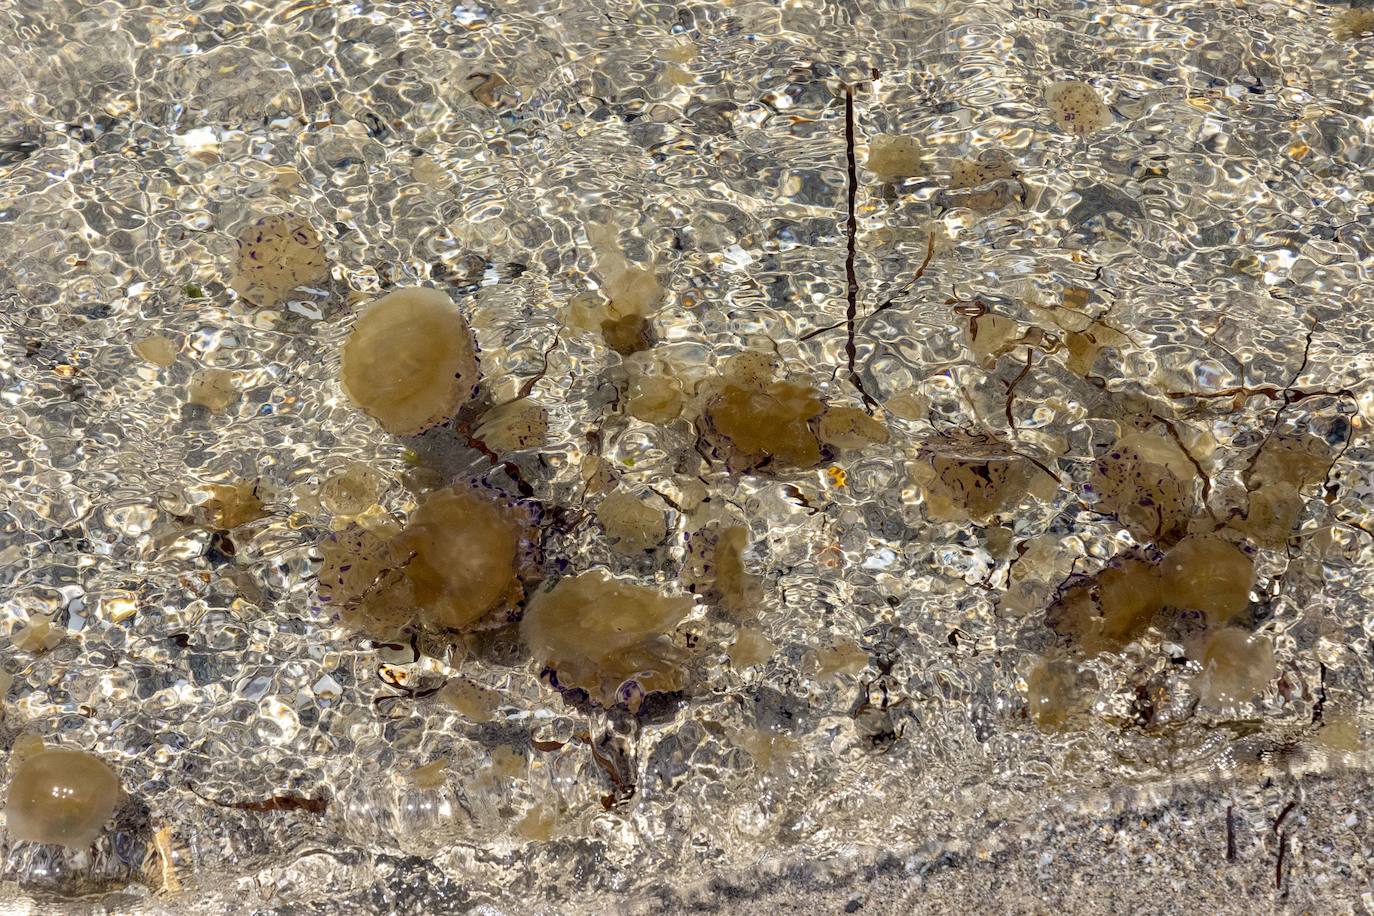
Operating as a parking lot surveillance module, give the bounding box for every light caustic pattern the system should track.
[0,0,1372,911]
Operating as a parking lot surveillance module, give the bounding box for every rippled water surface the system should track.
[2,0,1374,911]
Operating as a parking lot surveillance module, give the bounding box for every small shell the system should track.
[340,287,480,435]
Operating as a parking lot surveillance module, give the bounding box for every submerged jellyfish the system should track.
[913,431,1050,522]
[396,485,540,631]
[520,569,693,708]
[1189,628,1276,708]
[1046,80,1112,136]
[1159,535,1254,626]
[6,748,121,849]
[1091,431,1200,544]
[230,214,328,307]
[696,353,878,473]
[867,134,928,182]
[340,287,480,435]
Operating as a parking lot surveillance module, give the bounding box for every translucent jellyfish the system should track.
[186,368,238,412]
[318,462,383,518]
[1233,433,1331,546]
[1333,8,1374,41]
[1025,657,1086,731]
[340,287,480,435]
[625,356,686,424]
[473,398,550,453]
[728,626,775,668]
[6,748,121,848]
[1095,557,1165,648]
[1189,628,1276,708]
[596,489,667,554]
[701,371,826,472]
[866,134,928,181]
[1046,80,1112,136]
[943,148,1023,211]
[1045,556,1164,653]
[817,406,890,449]
[134,334,177,367]
[948,148,1019,189]
[316,522,415,638]
[1159,535,1254,626]
[438,677,501,722]
[396,485,539,631]
[913,432,1049,522]
[230,214,328,307]
[570,223,665,356]
[520,569,693,708]
[966,310,1024,364]
[198,480,267,529]
[1091,431,1199,544]
[686,523,760,615]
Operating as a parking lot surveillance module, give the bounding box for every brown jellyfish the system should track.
[6,748,121,848]
[913,431,1052,522]
[340,287,480,435]
[1045,80,1112,136]
[395,484,540,631]
[520,569,693,708]
[230,214,328,307]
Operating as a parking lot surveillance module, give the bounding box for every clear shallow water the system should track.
[1,0,1373,911]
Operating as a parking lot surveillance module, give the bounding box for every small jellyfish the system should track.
[230,214,328,307]
[913,431,1050,522]
[948,148,1019,190]
[186,367,238,412]
[1091,431,1200,544]
[572,223,665,356]
[473,398,550,453]
[316,522,415,638]
[438,677,501,722]
[625,355,686,424]
[134,334,177,367]
[318,462,383,518]
[685,523,760,615]
[520,568,693,708]
[1024,656,1087,731]
[817,406,890,449]
[340,287,480,436]
[396,485,539,631]
[198,480,268,529]
[1159,535,1254,626]
[1232,433,1331,547]
[596,489,667,554]
[6,748,121,848]
[943,148,1024,212]
[1095,557,1165,648]
[1046,80,1112,136]
[701,368,827,472]
[1333,8,1374,41]
[1045,556,1164,654]
[1189,628,1276,708]
[866,134,928,182]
